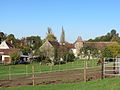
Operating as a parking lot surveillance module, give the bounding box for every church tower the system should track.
[75,36,83,57]
[60,26,65,45]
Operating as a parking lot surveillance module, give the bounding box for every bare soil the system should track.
[0,68,103,88]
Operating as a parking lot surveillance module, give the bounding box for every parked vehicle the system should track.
[15,60,30,64]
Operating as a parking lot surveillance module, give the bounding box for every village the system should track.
[0,28,120,88]
[1,0,120,89]
[0,27,118,65]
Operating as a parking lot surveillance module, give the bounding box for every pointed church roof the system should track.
[60,26,65,43]
[76,36,83,42]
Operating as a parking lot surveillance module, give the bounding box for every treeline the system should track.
[87,29,120,43]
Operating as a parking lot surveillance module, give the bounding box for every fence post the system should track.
[9,66,11,80]
[59,61,60,71]
[113,58,116,75]
[101,58,104,79]
[26,65,28,76]
[84,61,87,82]
[32,65,35,86]
[50,64,53,71]
[39,62,41,73]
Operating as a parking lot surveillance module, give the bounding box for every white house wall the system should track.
[2,55,10,63]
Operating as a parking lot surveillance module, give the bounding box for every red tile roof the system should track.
[0,48,19,55]
[84,42,117,49]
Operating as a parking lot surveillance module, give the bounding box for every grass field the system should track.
[0,59,98,79]
[1,77,120,90]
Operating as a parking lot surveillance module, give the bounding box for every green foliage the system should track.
[41,57,52,64]
[10,51,20,64]
[46,33,57,41]
[66,53,75,62]
[19,36,42,55]
[46,27,57,41]
[111,37,120,43]
[20,44,31,55]
[87,29,119,42]
[6,34,18,47]
[80,46,99,59]
[102,47,113,58]
[0,32,6,42]
[102,43,120,58]
[26,36,42,50]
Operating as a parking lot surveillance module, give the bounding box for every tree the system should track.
[47,27,52,34]
[46,27,57,41]
[26,36,42,50]
[80,46,99,59]
[46,34,57,41]
[0,32,6,42]
[6,34,17,47]
[10,51,20,64]
[66,52,75,62]
[20,44,31,55]
[111,37,120,43]
[58,45,69,61]
[87,29,119,42]
[102,47,113,58]
[102,44,120,58]
[110,29,119,37]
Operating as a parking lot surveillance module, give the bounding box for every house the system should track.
[39,40,60,62]
[0,41,19,64]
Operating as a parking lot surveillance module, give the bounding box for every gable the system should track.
[0,41,10,49]
[39,40,54,50]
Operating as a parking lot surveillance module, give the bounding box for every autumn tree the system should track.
[46,27,57,41]
[102,43,120,58]
[111,37,120,43]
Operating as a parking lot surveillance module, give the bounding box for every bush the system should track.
[54,60,66,65]
[10,51,20,64]
[41,57,51,65]
[66,53,75,62]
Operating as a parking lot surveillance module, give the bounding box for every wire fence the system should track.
[0,59,103,87]
[104,58,120,77]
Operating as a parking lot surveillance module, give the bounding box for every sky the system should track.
[0,0,120,43]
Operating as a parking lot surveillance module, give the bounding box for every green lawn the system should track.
[1,77,120,90]
[0,59,98,79]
